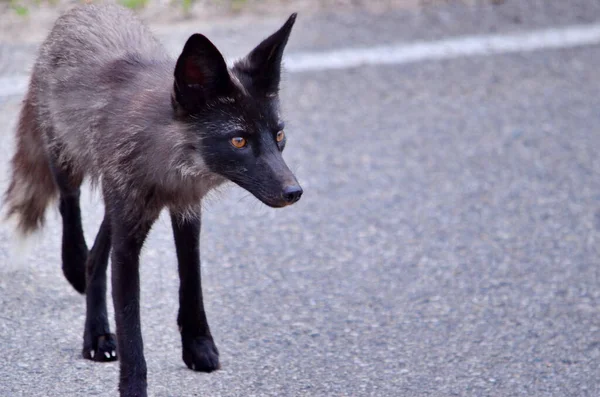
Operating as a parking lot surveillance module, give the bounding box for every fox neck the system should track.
[105,59,228,212]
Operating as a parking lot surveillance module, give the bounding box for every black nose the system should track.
[282,185,303,204]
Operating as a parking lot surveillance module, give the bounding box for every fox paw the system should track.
[182,336,220,372]
[83,334,117,362]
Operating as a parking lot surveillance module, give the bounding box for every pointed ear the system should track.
[235,13,297,96]
[174,34,232,112]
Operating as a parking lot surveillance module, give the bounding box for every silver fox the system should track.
[4,5,301,396]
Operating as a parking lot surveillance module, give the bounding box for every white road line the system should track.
[0,75,28,99]
[285,23,600,72]
[1,23,600,99]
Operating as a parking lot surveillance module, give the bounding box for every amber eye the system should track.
[276,130,285,142]
[231,137,247,148]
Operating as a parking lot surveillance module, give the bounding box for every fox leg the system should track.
[108,198,157,397]
[82,214,117,362]
[48,151,87,294]
[171,210,220,372]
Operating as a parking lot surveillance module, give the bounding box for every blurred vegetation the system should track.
[119,0,149,10]
[7,0,31,16]
[11,2,29,15]
[3,0,251,17]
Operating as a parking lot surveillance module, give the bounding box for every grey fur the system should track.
[5,4,232,231]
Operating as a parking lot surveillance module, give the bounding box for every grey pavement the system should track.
[1,1,600,396]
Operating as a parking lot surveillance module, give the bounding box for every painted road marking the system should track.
[2,23,600,98]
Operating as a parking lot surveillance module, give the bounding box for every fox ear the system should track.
[174,34,232,112]
[235,13,297,96]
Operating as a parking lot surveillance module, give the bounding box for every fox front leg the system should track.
[110,207,156,397]
[171,210,220,372]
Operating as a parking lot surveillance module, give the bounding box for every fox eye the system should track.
[276,130,285,142]
[230,137,247,148]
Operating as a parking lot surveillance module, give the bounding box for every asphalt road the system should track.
[1,1,600,396]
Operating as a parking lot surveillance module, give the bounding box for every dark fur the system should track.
[4,5,301,396]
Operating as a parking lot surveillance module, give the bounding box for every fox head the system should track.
[172,14,302,208]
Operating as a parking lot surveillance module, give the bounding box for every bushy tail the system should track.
[4,92,58,237]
